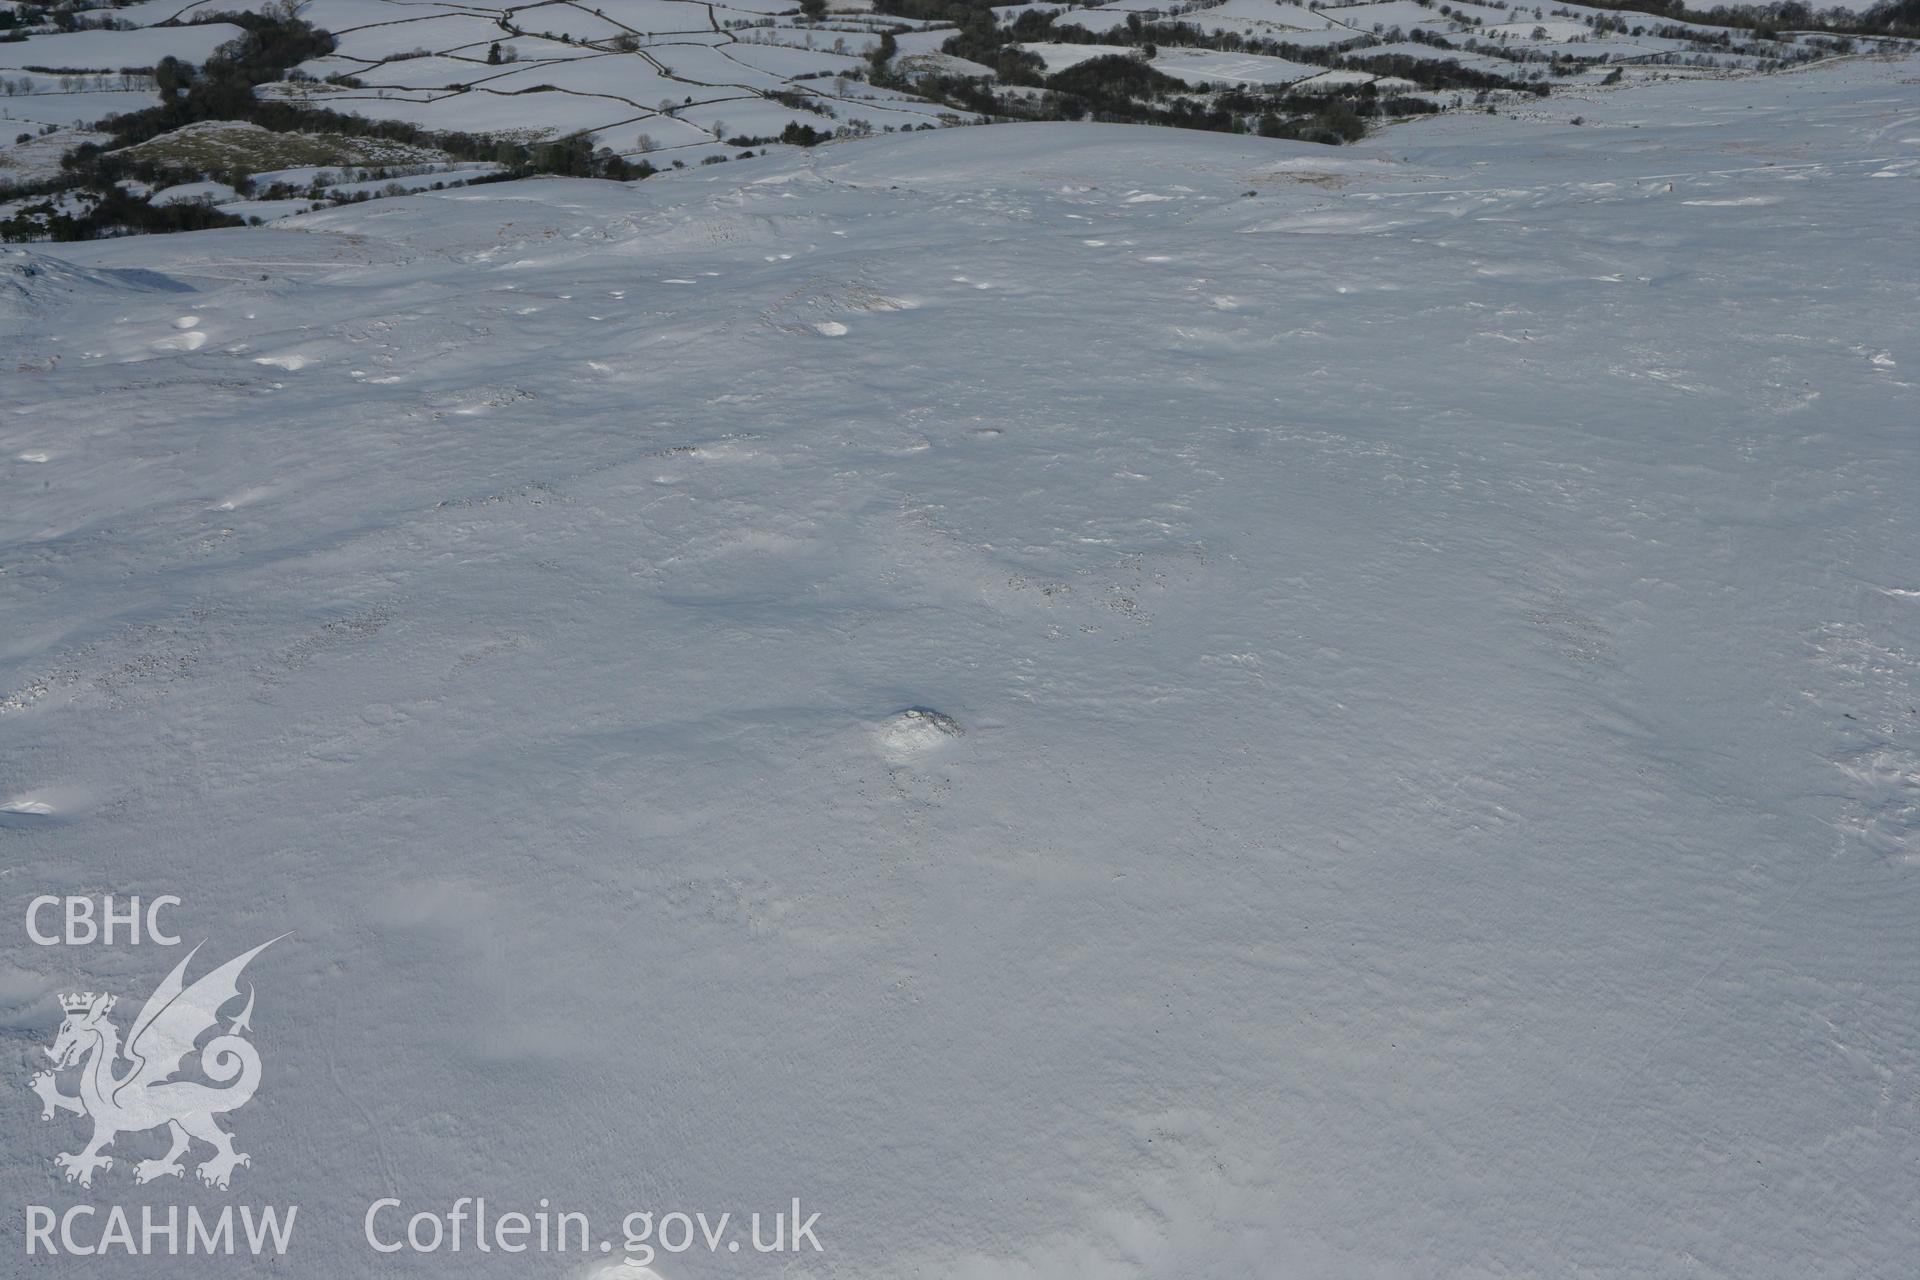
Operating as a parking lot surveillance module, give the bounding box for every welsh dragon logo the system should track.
[29,938,282,1190]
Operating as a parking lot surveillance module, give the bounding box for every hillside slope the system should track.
[3,55,1917,1278]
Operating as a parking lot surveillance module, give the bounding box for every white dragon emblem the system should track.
[29,938,282,1190]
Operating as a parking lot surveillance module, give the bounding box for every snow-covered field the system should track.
[1148,47,1325,87]
[2,48,1917,1280]
[1017,39,1338,89]
[0,0,972,191]
[1014,40,1139,71]
[0,23,247,72]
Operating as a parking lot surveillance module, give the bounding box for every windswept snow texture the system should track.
[4,56,1919,1279]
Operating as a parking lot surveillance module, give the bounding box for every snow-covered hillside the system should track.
[3,50,1917,1279]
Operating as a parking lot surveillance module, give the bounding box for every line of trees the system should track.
[1552,0,1917,37]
